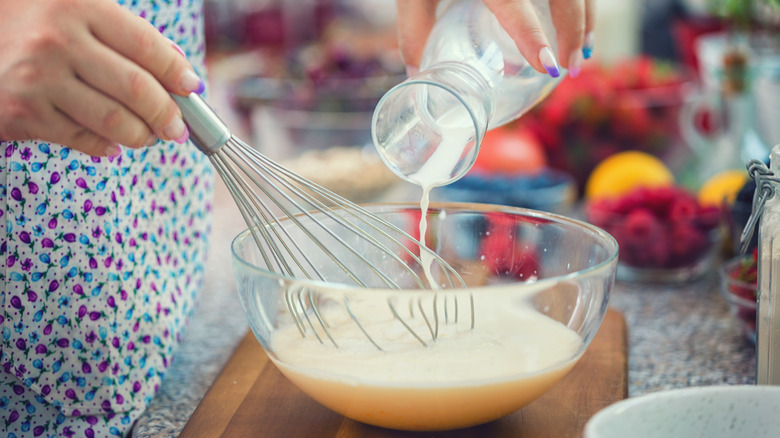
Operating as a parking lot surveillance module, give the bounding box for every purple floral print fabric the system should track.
[0,1,213,436]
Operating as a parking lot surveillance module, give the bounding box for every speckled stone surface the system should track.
[130,181,757,437]
[610,274,755,395]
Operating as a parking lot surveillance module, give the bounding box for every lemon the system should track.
[585,151,675,199]
[698,169,748,206]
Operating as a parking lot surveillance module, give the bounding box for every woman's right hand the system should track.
[0,0,204,156]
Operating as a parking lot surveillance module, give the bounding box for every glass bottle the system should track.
[371,0,562,187]
[756,145,780,384]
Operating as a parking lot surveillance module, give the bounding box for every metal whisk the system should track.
[172,92,471,349]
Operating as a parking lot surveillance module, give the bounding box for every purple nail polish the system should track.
[194,78,206,95]
[182,70,205,95]
[539,47,561,78]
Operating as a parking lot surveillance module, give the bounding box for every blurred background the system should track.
[200,0,780,278]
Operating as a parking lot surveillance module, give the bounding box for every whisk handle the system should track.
[171,93,231,155]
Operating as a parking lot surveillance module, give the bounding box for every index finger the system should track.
[549,0,586,74]
[483,0,561,77]
[85,2,203,96]
[396,0,439,74]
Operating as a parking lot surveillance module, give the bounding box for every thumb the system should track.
[396,0,438,75]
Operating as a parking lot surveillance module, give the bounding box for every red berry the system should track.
[623,208,659,245]
[730,283,756,301]
[695,205,722,230]
[646,238,671,268]
[669,225,707,265]
[479,214,540,280]
[585,199,618,227]
[481,236,540,280]
[668,198,699,224]
[642,186,678,216]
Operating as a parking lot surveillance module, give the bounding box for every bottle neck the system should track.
[771,145,780,175]
[415,61,495,130]
[371,62,494,185]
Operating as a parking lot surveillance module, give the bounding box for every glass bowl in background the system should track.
[585,185,724,283]
[719,254,757,344]
[231,203,618,431]
[227,0,405,161]
[233,73,403,158]
[432,168,577,215]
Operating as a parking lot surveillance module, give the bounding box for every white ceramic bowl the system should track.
[585,385,780,438]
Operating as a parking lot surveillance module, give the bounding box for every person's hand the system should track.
[0,0,205,156]
[396,0,594,78]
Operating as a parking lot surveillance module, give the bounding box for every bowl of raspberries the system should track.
[585,185,724,282]
[719,252,757,344]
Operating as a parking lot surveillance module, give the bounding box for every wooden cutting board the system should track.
[180,308,627,438]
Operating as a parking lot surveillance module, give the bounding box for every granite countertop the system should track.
[131,179,757,437]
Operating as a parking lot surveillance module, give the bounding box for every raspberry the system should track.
[613,192,641,214]
[646,238,670,267]
[695,204,723,230]
[588,184,723,269]
[400,209,424,263]
[668,198,699,224]
[485,211,517,230]
[641,186,678,216]
[585,199,618,227]
[505,246,540,281]
[623,208,658,245]
[479,219,540,281]
[668,225,707,265]
[729,251,758,301]
[481,233,507,271]
[731,283,757,301]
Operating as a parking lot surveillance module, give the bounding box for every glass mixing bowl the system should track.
[231,203,618,431]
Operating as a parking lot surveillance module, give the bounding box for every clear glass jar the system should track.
[757,145,780,384]
[371,0,562,187]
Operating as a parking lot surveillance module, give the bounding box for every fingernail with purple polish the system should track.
[539,47,560,78]
[582,32,594,60]
[182,70,205,95]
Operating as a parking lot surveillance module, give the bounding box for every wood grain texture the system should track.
[180,308,628,438]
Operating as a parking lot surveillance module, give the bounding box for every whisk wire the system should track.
[344,298,384,351]
[174,92,474,351]
[215,150,325,280]
[388,300,429,347]
[298,288,339,347]
[283,287,314,340]
[227,140,405,288]
[233,139,466,290]
[214,154,289,274]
